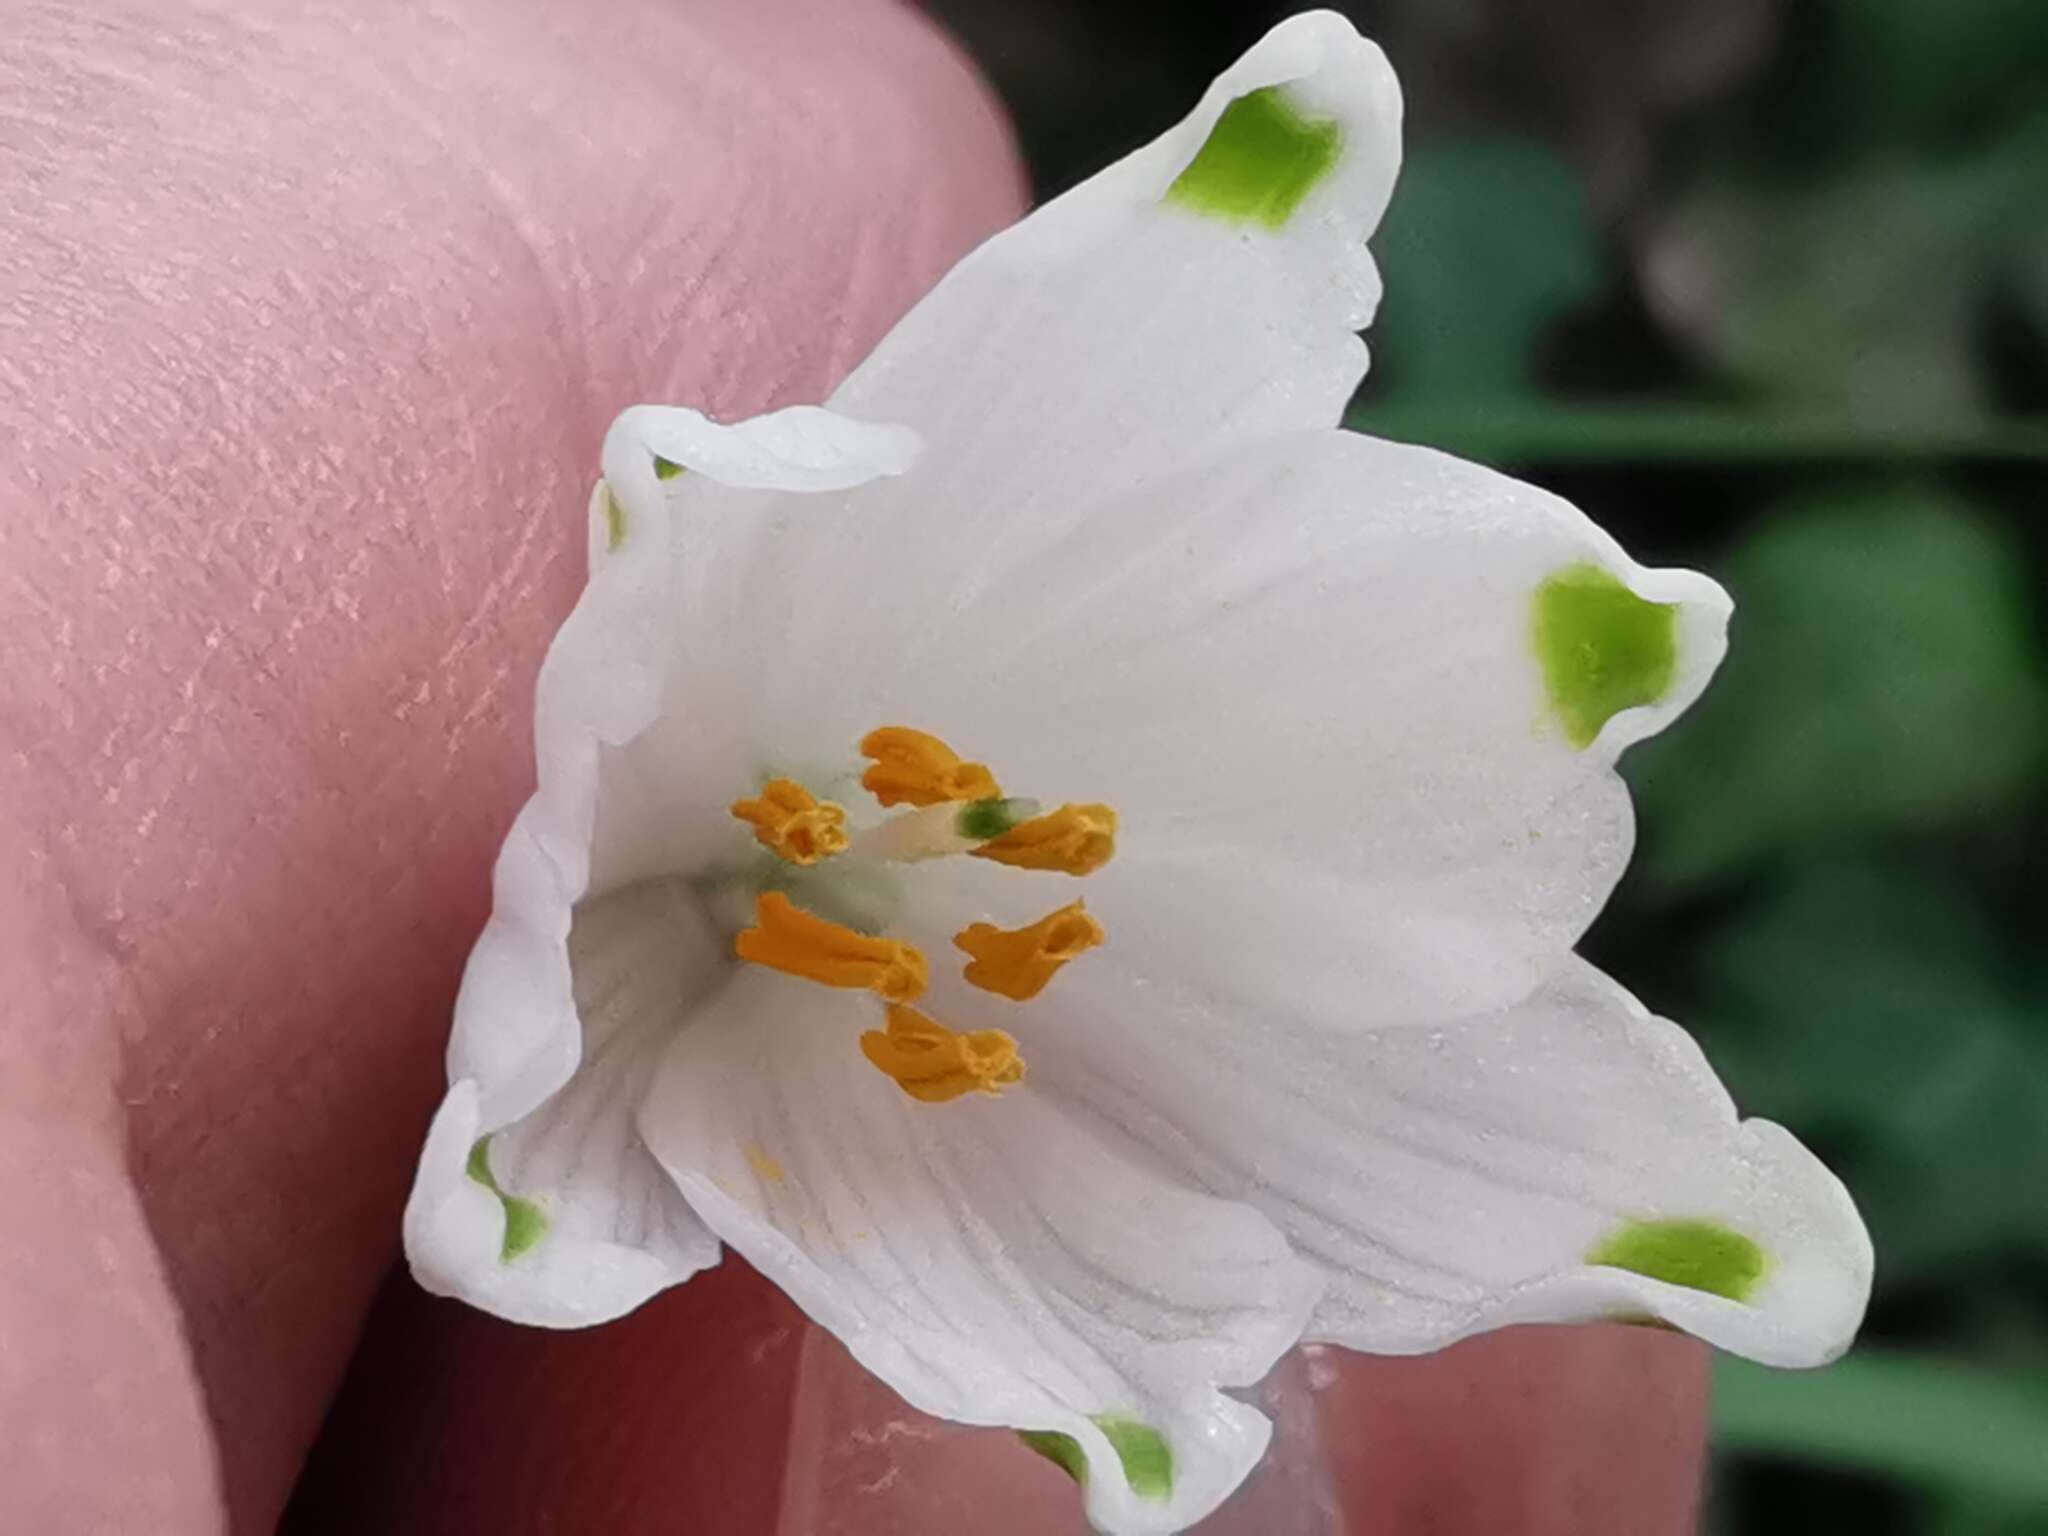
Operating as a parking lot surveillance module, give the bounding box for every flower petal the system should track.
[1010,956,1870,1369]
[858,428,1726,1031]
[405,879,728,1324]
[406,405,918,1325]
[607,403,921,497]
[819,13,1401,561]
[638,967,1321,1534]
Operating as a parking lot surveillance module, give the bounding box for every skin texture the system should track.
[0,1,1707,1530]
[291,1273,1706,1534]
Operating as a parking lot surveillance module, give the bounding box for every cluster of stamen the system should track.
[728,726,1115,1103]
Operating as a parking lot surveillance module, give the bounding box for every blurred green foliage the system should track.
[1657,154,2035,420]
[1695,861,2048,1281]
[1629,487,2045,885]
[1369,137,1600,398]
[937,0,2048,1529]
[1714,1351,2048,1504]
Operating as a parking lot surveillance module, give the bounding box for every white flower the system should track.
[402,12,1872,1532]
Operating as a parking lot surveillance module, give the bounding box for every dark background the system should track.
[926,3,2048,1531]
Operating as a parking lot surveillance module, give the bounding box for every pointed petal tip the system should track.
[1538,556,1733,756]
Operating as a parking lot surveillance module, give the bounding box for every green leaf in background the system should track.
[1713,1352,2048,1506]
[1641,0,2048,423]
[2003,200,2048,352]
[1925,1493,2048,1536]
[1643,146,2040,422]
[1696,862,2009,1126]
[1346,399,2048,465]
[1368,136,1599,399]
[1693,861,2048,1277]
[1626,483,2046,886]
[1825,0,2048,149]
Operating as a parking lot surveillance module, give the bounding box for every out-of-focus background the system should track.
[927,2,2048,1531]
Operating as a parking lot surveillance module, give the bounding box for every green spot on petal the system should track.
[464,1135,550,1263]
[1016,1417,1174,1503]
[1164,86,1343,230]
[955,796,1035,842]
[1018,1429,1089,1484]
[499,1195,549,1260]
[466,1135,501,1193]
[1097,1417,1174,1501]
[1587,1218,1767,1303]
[653,455,687,480]
[1533,562,1679,748]
[602,485,627,552]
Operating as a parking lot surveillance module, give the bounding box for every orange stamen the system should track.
[970,804,1117,876]
[860,726,1001,808]
[859,1003,1025,1103]
[730,778,849,866]
[955,902,1105,1001]
[735,892,926,1002]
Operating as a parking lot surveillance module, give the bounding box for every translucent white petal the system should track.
[570,14,1404,899]
[808,12,1401,594]
[404,880,733,1325]
[1005,956,1870,1369]
[639,968,1321,1534]
[405,405,916,1325]
[748,428,1728,1031]
[404,1076,709,1328]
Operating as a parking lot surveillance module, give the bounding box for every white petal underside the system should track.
[992,956,1871,1368]
[639,967,1321,1535]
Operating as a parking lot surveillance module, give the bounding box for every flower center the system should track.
[725,726,1116,1103]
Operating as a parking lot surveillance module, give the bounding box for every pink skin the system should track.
[0,1,1706,1530]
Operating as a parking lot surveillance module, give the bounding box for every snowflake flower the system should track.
[404,13,1871,1532]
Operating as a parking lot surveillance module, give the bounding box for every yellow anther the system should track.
[859,1003,1026,1103]
[860,726,1002,808]
[736,892,927,1002]
[731,778,849,866]
[955,902,1106,1002]
[970,804,1118,876]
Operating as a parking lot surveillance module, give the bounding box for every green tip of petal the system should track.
[465,1135,550,1262]
[465,1135,501,1192]
[1017,1417,1174,1503]
[1533,562,1679,748]
[653,455,687,481]
[955,796,1037,842]
[1097,1417,1174,1501]
[1164,86,1343,230]
[498,1195,550,1260]
[1588,1218,1767,1303]
[1019,1429,1090,1484]
[602,485,628,551]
